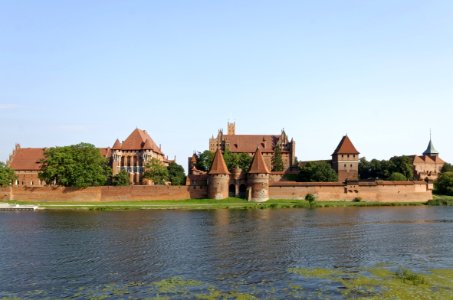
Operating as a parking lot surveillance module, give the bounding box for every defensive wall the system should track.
[270,181,432,202]
[0,181,432,202]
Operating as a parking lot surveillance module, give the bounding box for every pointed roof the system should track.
[423,139,439,156]
[209,149,230,175]
[121,128,162,153]
[332,135,360,155]
[112,139,122,150]
[248,148,270,174]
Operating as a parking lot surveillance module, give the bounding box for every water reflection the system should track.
[0,206,452,298]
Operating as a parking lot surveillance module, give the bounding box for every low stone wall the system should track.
[0,185,208,202]
[269,181,432,202]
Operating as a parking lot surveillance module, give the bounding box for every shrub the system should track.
[353,197,362,202]
[305,193,316,204]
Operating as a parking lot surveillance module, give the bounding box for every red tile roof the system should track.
[209,149,230,175]
[223,135,283,153]
[332,136,360,155]
[9,147,111,171]
[248,148,270,174]
[8,148,44,171]
[112,139,122,150]
[118,128,162,153]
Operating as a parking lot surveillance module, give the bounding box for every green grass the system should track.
[427,195,453,206]
[3,198,429,211]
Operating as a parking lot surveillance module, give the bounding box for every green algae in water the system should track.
[289,266,453,299]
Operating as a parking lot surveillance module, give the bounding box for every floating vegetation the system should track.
[289,265,453,299]
[1,267,452,299]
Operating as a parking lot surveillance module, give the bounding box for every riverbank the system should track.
[3,196,450,211]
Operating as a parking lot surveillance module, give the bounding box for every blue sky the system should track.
[1,0,452,169]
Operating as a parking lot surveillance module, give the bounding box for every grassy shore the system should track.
[3,197,437,211]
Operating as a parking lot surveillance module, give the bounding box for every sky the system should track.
[1,0,452,171]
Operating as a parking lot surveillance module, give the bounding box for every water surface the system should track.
[1,206,452,298]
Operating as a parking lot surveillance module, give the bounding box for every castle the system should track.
[5,124,444,202]
[7,128,171,186]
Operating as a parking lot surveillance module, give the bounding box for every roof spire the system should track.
[423,130,439,156]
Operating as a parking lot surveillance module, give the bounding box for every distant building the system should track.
[410,137,445,181]
[111,128,171,185]
[7,128,170,186]
[208,122,296,172]
[7,145,111,187]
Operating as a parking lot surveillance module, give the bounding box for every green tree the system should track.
[167,161,186,185]
[0,162,16,187]
[196,150,214,172]
[112,170,130,186]
[39,143,110,188]
[441,162,453,173]
[388,172,408,181]
[389,156,414,180]
[298,161,338,182]
[435,172,453,196]
[272,146,284,172]
[144,158,169,185]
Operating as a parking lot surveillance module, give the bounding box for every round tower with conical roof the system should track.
[247,148,270,202]
[208,149,230,199]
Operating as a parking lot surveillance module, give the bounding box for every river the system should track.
[1,206,452,299]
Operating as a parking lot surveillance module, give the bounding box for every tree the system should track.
[223,149,252,172]
[388,172,407,181]
[144,158,169,185]
[167,162,186,185]
[39,143,110,188]
[359,156,414,180]
[435,172,453,196]
[0,162,16,187]
[388,156,414,180]
[298,161,338,182]
[196,150,214,172]
[112,170,130,186]
[272,146,284,172]
[441,162,453,173]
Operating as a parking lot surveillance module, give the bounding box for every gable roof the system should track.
[119,128,162,153]
[8,147,112,171]
[8,148,44,171]
[332,135,360,155]
[222,135,283,153]
[248,148,270,174]
[209,149,230,175]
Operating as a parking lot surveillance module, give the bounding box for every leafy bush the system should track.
[352,197,362,202]
[305,193,316,204]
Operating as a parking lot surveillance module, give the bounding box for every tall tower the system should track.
[331,135,360,182]
[208,149,230,199]
[247,148,270,202]
[227,122,236,135]
[423,132,440,157]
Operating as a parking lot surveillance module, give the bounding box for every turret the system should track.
[247,148,270,202]
[208,149,230,199]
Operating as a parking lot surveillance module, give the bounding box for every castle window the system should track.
[350,164,353,168]
[344,164,347,168]
[347,154,350,158]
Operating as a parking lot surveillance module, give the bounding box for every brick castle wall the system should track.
[269,181,432,202]
[0,181,431,203]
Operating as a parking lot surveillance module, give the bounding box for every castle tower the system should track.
[111,139,122,175]
[247,148,270,202]
[332,135,360,182]
[227,122,236,135]
[208,149,230,199]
